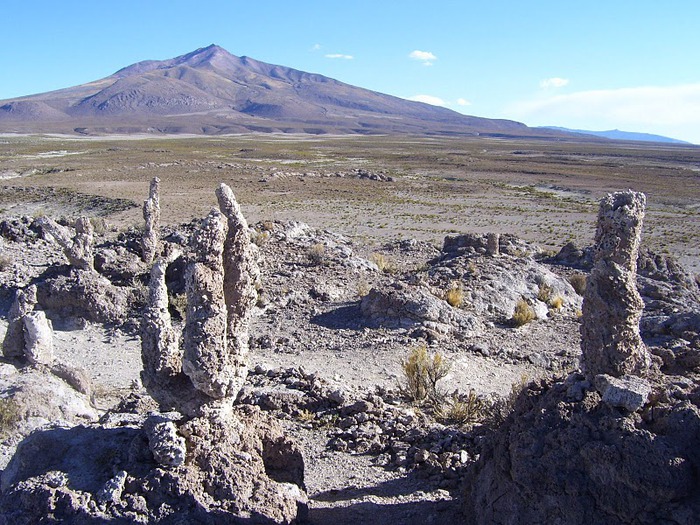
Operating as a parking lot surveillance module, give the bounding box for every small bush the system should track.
[549,295,564,310]
[0,398,21,436]
[307,243,326,265]
[435,390,488,426]
[401,345,451,402]
[89,217,108,234]
[169,292,188,321]
[356,279,371,298]
[370,252,398,274]
[569,273,587,295]
[537,283,553,302]
[511,298,536,327]
[251,230,270,246]
[445,283,464,308]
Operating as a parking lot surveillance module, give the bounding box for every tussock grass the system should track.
[512,298,536,327]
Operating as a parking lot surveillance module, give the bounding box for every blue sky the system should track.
[3,0,700,142]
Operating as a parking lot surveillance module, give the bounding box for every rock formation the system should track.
[2,285,38,358]
[141,177,160,263]
[580,190,650,378]
[464,190,700,524]
[486,232,500,257]
[36,216,94,271]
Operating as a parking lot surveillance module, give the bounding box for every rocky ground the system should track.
[0,192,697,522]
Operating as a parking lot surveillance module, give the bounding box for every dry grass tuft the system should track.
[307,243,326,265]
[434,389,488,426]
[445,282,464,308]
[511,298,536,327]
[370,252,398,274]
[549,295,564,310]
[569,273,587,295]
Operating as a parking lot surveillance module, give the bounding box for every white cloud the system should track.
[324,53,354,60]
[506,83,700,144]
[409,50,437,66]
[408,94,446,106]
[457,98,472,106]
[310,43,321,51]
[540,77,570,89]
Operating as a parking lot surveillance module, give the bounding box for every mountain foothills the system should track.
[0,44,558,137]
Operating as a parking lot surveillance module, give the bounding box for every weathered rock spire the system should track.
[580,190,650,377]
[141,177,160,263]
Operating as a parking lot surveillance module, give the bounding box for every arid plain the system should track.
[1,133,698,271]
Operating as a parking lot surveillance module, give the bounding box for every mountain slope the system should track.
[0,44,554,137]
[543,126,691,145]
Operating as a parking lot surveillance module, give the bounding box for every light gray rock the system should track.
[144,416,186,467]
[581,191,651,378]
[595,374,651,412]
[141,177,160,264]
[2,285,37,358]
[22,311,53,365]
[36,216,94,271]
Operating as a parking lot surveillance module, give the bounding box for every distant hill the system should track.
[0,44,568,137]
[542,126,692,145]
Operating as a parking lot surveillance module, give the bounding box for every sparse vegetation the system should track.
[400,345,451,402]
[445,282,464,308]
[549,295,564,310]
[356,279,371,298]
[434,389,488,426]
[169,292,188,321]
[511,298,536,327]
[370,252,398,274]
[0,398,21,436]
[537,283,553,303]
[307,243,326,266]
[569,273,587,295]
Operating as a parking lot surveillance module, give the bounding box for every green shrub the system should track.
[400,345,451,402]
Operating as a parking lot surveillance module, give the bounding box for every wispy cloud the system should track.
[507,83,700,143]
[409,50,437,66]
[457,98,472,106]
[540,77,569,89]
[310,43,322,51]
[324,53,354,60]
[407,94,446,106]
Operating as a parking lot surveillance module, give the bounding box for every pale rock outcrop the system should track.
[2,285,37,358]
[36,216,94,271]
[140,248,195,411]
[141,177,160,263]
[580,190,650,378]
[144,414,186,467]
[486,232,500,256]
[182,210,231,399]
[216,183,260,395]
[22,311,54,365]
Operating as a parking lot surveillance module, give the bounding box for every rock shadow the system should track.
[310,302,366,331]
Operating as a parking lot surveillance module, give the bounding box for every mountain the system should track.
[542,126,692,145]
[0,44,559,137]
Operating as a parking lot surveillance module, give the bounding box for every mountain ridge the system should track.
[0,44,558,137]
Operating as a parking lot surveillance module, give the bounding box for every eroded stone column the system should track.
[580,190,650,377]
[140,249,183,408]
[486,232,500,257]
[216,183,260,396]
[2,285,38,358]
[142,177,161,264]
[182,209,231,399]
[37,216,94,270]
